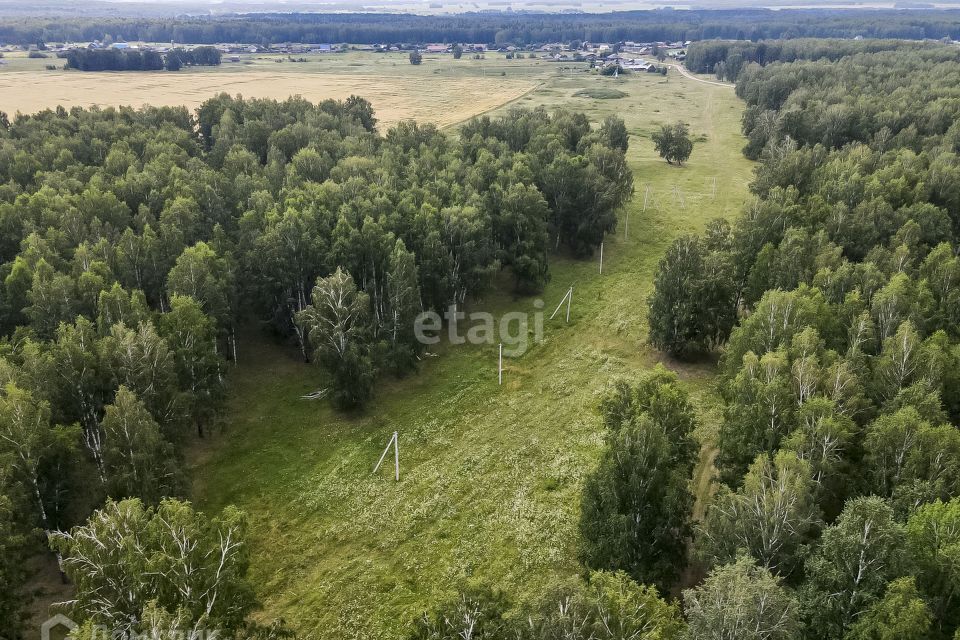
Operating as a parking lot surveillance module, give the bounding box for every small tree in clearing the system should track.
[452,44,463,59]
[652,122,694,166]
[409,50,423,65]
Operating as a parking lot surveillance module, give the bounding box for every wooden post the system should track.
[624,209,629,239]
[373,432,399,481]
[550,286,574,323]
[498,343,503,386]
[642,186,649,212]
[599,242,604,275]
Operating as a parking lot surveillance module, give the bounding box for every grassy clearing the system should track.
[188,67,753,639]
[572,87,628,99]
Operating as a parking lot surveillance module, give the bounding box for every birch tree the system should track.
[698,451,821,578]
[579,414,693,592]
[528,570,685,640]
[296,268,376,409]
[252,201,333,362]
[101,386,181,503]
[384,238,421,374]
[159,295,223,437]
[718,350,796,485]
[647,234,737,359]
[905,497,960,630]
[801,497,905,640]
[102,321,178,431]
[51,317,107,478]
[782,397,858,515]
[683,555,801,640]
[407,586,514,640]
[864,406,960,501]
[845,577,932,640]
[50,498,256,637]
[166,241,235,358]
[0,382,57,530]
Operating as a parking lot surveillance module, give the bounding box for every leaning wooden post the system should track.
[394,431,399,481]
[373,431,399,481]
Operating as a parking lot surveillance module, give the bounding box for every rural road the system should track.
[668,63,735,88]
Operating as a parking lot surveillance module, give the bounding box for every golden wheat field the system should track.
[0,52,548,128]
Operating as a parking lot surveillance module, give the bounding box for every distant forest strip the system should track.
[5,9,960,46]
[62,45,221,71]
[685,37,943,76]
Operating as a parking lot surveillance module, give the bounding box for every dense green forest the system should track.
[641,41,960,639]
[0,97,630,637]
[5,9,960,47]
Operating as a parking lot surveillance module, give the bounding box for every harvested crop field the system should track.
[0,69,539,128]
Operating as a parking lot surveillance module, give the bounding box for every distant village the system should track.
[0,38,687,73]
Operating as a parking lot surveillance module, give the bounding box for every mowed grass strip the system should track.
[189,69,753,639]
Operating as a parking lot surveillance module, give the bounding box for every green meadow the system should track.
[189,64,753,639]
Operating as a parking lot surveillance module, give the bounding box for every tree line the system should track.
[63,45,221,71]
[5,9,960,47]
[685,37,940,80]
[630,40,960,639]
[0,97,630,636]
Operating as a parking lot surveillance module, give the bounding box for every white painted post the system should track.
[566,286,572,323]
[550,290,567,320]
[373,432,398,478]
[394,431,399,481]
[498,343,503,386]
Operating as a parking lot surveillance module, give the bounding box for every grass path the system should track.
[667,63,736,88]
[191,68,753,639]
